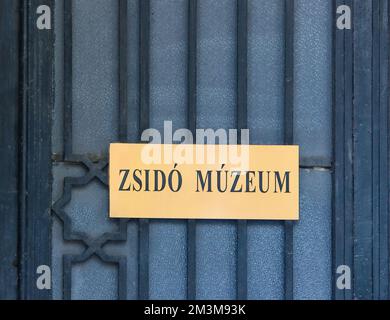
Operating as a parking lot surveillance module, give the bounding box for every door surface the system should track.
[0,0,389,300]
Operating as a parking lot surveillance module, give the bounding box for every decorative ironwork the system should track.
[52,0,129,300]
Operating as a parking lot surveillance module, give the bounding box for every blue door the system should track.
[0,0,389,300]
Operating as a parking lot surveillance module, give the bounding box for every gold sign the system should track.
[109,143,299,220]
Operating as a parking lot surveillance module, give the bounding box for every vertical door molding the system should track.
[19,0,54,299]
[0,0,20,300]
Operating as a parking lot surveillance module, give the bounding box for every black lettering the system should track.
[168,165,182,192]
[230,171,242,192]
[154,170,166,192]
[259,171,270,193]
[196,170,212,192]
[145,170,150,192]
[132,169,142,191]
[217,165,228,193]
[245,171,256,192]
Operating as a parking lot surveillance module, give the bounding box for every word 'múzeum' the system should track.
[118,167,291,194]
